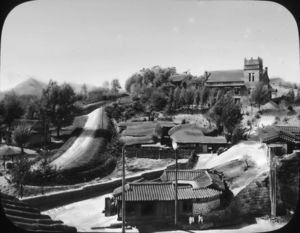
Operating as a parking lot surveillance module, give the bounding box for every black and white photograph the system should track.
[0,0,299,232]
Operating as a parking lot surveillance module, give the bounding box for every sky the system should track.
[0,0,299,91]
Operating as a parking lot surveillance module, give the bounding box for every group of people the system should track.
[188,214,204,225]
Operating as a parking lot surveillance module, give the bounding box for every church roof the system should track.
[206,70,245,83]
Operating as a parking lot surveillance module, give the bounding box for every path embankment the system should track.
[22,168,165,211]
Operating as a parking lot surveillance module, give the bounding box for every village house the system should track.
[111,182,222,226]
[204,57,272,104]
[262,125,300,154]
[168,123,228,153]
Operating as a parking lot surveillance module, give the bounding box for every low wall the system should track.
[125,147,194,159]
[22,169,165,211]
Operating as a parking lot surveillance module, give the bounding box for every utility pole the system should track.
[122,145,126,233]
[172,141,178,228]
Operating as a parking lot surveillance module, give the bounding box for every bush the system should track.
[255,113,261,119]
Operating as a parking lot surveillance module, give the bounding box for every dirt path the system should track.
[50,107,108,170]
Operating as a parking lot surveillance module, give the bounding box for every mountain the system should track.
[11,78,47,97]
[0,78,47,100]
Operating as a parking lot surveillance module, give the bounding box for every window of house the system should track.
[249,73,251,81]
[234,98,240,104]
[141,202,155,216]
[252,73,255,82]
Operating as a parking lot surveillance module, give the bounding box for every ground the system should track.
[194,141,268,196]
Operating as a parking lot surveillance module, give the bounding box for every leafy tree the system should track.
[12,124,32,154]
[111,79,121,94]
[1,92,24,128]
[200,86,209,105]
[285,88,295,103]
[185,87,195,105]
[10,156,31,197]
[231,124,247,144]
[295,88,300,105]
[173,86,181,109]
[251,81,271,109]
[193,88,201,107]
[41,81,77,137]
[210,92,243,137]
[179,88,187,107]
[150,90,168,111]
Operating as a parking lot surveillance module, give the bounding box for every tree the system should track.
[251,82,271,109]
[102,80,110,89]
[295,88,300,105]
[10,156,31,197]
[80,84,88,100]
[1,92,24,128]
[210,92,243,138]
[12,124,32,154]
[179,88,187,107]
[285,88,295,103]
[150,90,168,111]
[111,79,121,94]
[41,81,77,137]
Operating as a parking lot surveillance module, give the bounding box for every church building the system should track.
[204,57,271,104]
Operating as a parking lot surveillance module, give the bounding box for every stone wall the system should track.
[193,198,220,215]
[22,168,165,211]
[277,152,300,211]
[228,172,271,216]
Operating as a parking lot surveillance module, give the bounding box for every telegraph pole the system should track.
[122,145,126,233]
[172,141,178,228]
[175,148,178,228]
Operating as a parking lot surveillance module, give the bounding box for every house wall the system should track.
[124,201,174,225]
[193,198,220,215]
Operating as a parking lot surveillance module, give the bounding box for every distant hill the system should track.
[0,78,99,101]
[0,78,47,100]
[12,78,47,96]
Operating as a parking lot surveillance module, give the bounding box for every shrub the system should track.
[255,113,261,119]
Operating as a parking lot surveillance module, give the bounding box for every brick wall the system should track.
[193,198,220,215]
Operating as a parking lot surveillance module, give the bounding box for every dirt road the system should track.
[50,107,108,170]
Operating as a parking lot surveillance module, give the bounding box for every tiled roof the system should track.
[114,182,220,201]
[171,134,227,144]
[161,170,208,183]
[170,74,189,82]
[168,124,227,144]
[121,122,161,138]
[161,169,225,190]
[262,126,300,144]
[276,126,300,136]
[168,124,204,136]
[206,70,245,83]
[0,193,77,232]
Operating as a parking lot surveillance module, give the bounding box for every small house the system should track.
[112,182,221,226]
[262,125,300,154]
[168,124,227,153]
